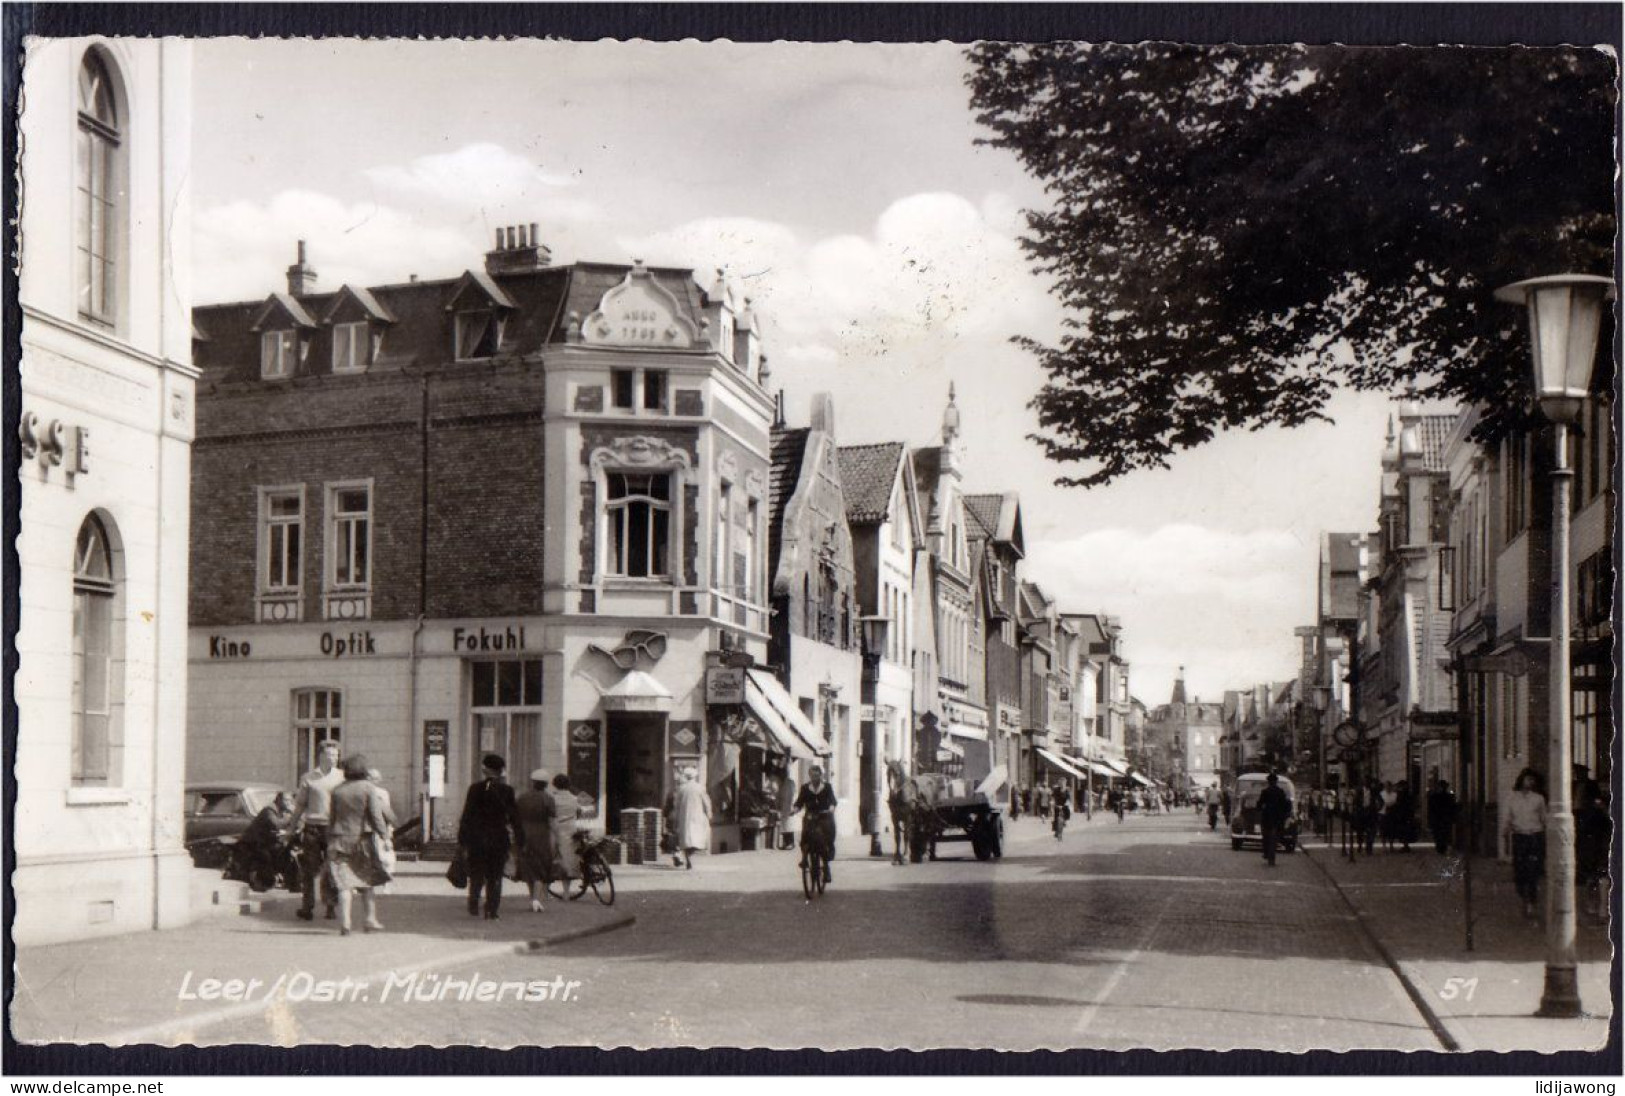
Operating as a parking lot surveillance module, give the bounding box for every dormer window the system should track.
[261,330,299,379]
[456,310,503,361]
[332,321,371,373]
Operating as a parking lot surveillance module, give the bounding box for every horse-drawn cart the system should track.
[909,789,1005,862]
[888,762,1007,864]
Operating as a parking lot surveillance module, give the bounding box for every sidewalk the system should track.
[1302,832,1612,1053]
[11,862,634,1047]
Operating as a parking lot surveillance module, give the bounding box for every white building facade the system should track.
[15,37,197,944]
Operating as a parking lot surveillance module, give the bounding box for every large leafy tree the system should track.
[966,43,1616,487]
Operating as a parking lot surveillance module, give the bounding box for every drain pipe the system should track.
[411,372,431,840]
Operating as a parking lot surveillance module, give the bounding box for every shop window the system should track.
[332,321,370,373]
[76,49,122,325]
[1572,676,1599,782]
[470,659,544,708]
[261,330,298,379]
[1578,550,1614,629]
[455,309,502,360]
[470,660,543,784]
[292,688,342,782]
[605,472,672,579]
[72,514,121,785]
[258,487,304,622]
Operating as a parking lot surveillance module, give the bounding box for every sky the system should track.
[190,39,1418,706]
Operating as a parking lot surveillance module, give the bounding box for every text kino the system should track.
[321,630,377,658]
[454,626,527,653]
[209,636,251,659]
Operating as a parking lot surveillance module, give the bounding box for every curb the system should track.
[89,913,638,1047]
[1302,844,1462,1052]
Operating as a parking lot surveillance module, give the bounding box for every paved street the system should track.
[183,812,1439,1051]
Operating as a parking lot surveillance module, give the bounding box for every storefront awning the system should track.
[945,723,988,741]
[744,670,830,760]
[1128,771,1155,787]
[600,670,674,713]
[1085,761,1118,779]
[1097,756,1130,777]
[1035,747,1087,782]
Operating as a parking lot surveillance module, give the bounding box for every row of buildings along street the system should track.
[15,37,1154,946]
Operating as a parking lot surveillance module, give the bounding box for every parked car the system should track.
[1229,773,1298,852]
[184,781,288,868]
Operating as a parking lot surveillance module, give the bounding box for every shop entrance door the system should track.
[606,712,666,833]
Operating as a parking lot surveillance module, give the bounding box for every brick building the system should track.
[187,232,819,850]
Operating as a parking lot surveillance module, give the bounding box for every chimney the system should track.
[286,240,317,296]
[485,223,552,275]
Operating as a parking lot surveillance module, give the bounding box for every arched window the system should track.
[77,49,122,323]
[72,514,119,784]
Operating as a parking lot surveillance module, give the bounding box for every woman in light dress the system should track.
[671,767,713,869]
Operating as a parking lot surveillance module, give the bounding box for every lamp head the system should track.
[1495,274,1615,425]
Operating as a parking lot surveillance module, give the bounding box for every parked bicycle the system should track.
[547,831,617,906]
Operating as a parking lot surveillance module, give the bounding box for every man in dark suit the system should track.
[458,753,523,919]
[1257,771,1292,868]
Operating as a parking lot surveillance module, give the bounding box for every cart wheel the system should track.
[908,830,925,864]
[1231,838,1243,851]
[990,818,1004,859]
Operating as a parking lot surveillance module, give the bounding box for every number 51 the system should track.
[1439,977,1478,1001]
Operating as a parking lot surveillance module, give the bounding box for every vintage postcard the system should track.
[8,21,1617,1064]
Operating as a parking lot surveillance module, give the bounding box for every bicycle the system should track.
[800,812,834,900]
[546,832,617,907]
[800,843,828,899]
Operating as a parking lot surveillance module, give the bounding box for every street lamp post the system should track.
[1495,272,1614,1020]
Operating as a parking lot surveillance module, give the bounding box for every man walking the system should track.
[458,753,523,919]
[288,739,344,921]
[1257,771,1291,867]
[1426,778,1458,855]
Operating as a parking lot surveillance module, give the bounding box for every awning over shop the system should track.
[744,670,830,760]
[1085,761,1119,779]
[1097,757,1130,777]
[945,723,988,741]
[1128,771,1155,787]
[600,670,674,713]
[1035,747,1088,782]
[938,738,965,759]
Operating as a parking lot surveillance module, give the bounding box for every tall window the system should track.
[259,487,303,622]
[324,483,372,620]
[643,370,668,412]
[328,485,371,588]
[1504,434,1529,539]
[72,515,117,784]
[332,322,369,373]
[292,688,342,781]
[261,330,298,379]
[714,482,732,591]
[76,50,120,323]
[605,472,671,579]
[612,369,636,410]
[742,500,758,602]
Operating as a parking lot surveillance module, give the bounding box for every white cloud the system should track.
[194,190,486,303]
[363,142,594,220]
[1027,525,1311,703]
